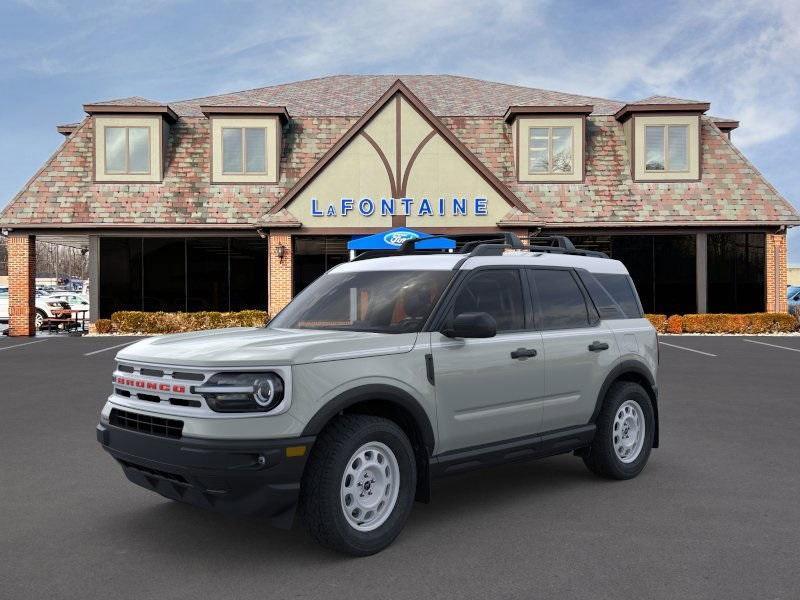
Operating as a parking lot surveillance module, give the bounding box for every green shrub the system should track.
[111,310,269,334]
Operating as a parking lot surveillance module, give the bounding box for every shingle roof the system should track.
[1,75,796,229]
[87,96,164,107]
[631,95,707,105]
[168,74,626,117]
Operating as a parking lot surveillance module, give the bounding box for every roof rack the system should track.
[352,233,608,261]
[526,235,609,258]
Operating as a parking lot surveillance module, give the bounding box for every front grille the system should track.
[114,363,208,411]
[109,408,183,439]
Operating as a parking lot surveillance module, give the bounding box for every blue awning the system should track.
[347,227,455,251]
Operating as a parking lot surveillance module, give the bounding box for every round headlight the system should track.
[196,371,285,413]
[254,377,276,407]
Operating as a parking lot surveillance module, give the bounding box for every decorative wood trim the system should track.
[268,79,530,215]
[200,105,290,122]
[504,104,593,122]
[83,103,178,122]
[614,102,710,122]
[399,130,436,197]
[360,131,398,199]
[712,119,739,131]
[395,96,402,196]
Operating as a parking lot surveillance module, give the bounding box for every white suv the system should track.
[97,234,659,555]
[0,287,73,329]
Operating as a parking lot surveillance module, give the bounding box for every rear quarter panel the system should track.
[607,318,658,382]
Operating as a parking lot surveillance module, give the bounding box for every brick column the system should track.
[765,232,788,313]
[8,234,36,336]
[268,231,294,317]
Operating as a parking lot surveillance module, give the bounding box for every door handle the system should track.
[588,341,610,352]
[510,347,538,359]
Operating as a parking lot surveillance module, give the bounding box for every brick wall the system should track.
[268,231,294,316]
[765,233,788,313]
[8,234,36,336]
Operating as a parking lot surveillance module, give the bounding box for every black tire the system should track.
[299,414,417,556]
[583,381,654,480]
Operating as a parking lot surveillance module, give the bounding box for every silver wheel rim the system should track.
[340,442,400,532]
[613,400,645,463]
[35,312,43,328]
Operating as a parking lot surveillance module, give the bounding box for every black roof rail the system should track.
[528,235,577,250]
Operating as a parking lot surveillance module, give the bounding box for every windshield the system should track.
[269,270,453,333]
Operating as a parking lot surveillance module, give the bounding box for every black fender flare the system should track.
[591,360,660,447]
[301,384,436,453]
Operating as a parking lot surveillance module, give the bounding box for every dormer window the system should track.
[201,106,289,184]
[505,106,591,184]
[222,127,268,174]
[84,101,175,183]
[92,116,165,182]
[644,124,688,172]
[528,126,574,174]
[615,99,707,182]
[105,126,151,174]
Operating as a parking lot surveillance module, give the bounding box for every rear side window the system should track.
[529,269,590,330]
[449,269,525,332]
[577,271,626,319]
[594,273,643,318]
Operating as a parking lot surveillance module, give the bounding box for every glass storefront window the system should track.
[707,233,765,313]
[293,236,349,295]
[99,238,142,316]
[188,238,228,311]
[231,238,268,311]
[570,234,696,315]
[143,238,186,312]
[99,237,267,317]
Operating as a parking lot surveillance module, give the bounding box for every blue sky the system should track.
[1,0,798,260]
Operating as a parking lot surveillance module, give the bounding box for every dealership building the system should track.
[1,74,797,335]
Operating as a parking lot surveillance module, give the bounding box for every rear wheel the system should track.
[35,309,46,330]
[583,381,654,479]
[300,414,416,556]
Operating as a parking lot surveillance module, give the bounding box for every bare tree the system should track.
[0,237,88,280]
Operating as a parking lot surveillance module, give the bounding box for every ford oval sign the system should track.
[384,231,419,247]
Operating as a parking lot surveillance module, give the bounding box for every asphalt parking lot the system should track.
[2,334,799,600]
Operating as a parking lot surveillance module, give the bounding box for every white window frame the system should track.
[221,127,269,175]
[527,126,575,176]
[104,126,152,175]
[644,124,689,173]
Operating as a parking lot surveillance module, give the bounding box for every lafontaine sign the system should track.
[310,196,489,218]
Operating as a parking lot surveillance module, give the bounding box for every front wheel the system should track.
[35,309,46,330]
[299,414,417,556]
[583,381,654,479]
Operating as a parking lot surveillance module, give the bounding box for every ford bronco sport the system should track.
[97,234,659,556]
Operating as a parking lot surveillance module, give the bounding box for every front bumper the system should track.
[97,423,315,528]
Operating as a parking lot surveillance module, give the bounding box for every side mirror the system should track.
[443,312,497,338]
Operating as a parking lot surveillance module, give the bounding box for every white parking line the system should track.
[84,341,138,356]
[0,339,48,352]
[658,341,717,357]
[742,338,800,353]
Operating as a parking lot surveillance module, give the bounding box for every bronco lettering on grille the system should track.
[114,376,186,394]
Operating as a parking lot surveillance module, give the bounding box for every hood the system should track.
[116,327,419,367]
